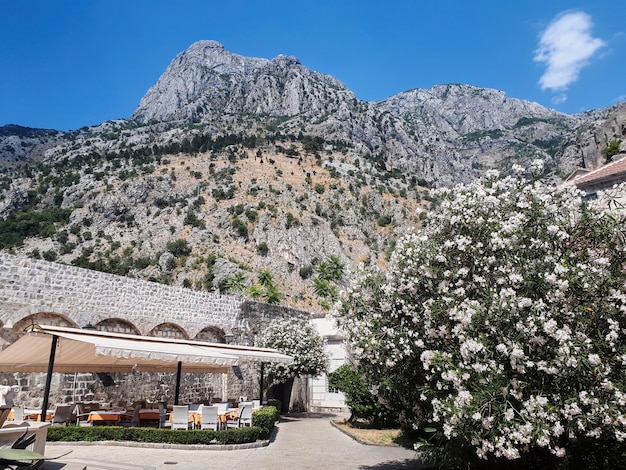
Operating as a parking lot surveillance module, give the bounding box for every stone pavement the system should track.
[42,412,429,470]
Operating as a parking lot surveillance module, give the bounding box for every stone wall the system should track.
[0,252,310,409]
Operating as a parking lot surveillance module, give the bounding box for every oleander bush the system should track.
[337,162,626,469]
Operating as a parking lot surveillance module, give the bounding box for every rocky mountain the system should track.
[0,40,624,312]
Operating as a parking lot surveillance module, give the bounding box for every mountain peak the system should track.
[188,39,225,50]
[132,41,350,124]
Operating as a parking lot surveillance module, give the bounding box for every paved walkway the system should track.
[42,412,428,470]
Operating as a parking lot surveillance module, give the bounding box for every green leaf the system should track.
[424,427,437,433]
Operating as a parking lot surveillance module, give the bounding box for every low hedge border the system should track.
[46,406,280,446]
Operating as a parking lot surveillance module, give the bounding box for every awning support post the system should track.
[259,362,265,403]
[174,361,182,405]
[41,334,58,422]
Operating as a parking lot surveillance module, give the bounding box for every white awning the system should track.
[0,324,292,374]
[0,325,239,373]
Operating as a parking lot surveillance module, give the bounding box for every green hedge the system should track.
[266,399,282,413]
[47,426,263,445]
[251,406,279,437]
[47,406,280,444]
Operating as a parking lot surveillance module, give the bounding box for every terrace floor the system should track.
[42,412,427,470]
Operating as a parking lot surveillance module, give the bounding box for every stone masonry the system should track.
[0,252,309,409]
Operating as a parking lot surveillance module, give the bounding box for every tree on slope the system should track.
[337,163,626,469]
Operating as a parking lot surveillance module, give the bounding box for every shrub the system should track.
[42,250,58,261]
[257,242,269,256]
[603,139,621,162]
[166,239,191,257]
[329,364,395,427]
[285,212,299,229]
[0,207,72,249]
[46,425,264,445]
[259,317,328,383]
[266,399,282,413]
[376,214,392,226]
[251,405,279,437]
[184,210,206,228]
[299,264,314,279]
[338,162,626,468]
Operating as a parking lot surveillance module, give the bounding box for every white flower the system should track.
[588,354,601,366]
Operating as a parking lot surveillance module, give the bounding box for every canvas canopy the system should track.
[0,324,293,418]
[0,324,293,373]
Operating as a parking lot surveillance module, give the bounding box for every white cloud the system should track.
[551,93,567,104]
[534,11,606,93]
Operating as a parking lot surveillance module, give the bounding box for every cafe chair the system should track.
[238,404,253,427]
[215,402,228,415]
[0,406,12,427]
[11,406,24,423]
[72,403,90,425]
[158,403,168,428]
[171,405,191,430]
[121,406,140,427]
[50,404,72,426]
[200,405,219,430]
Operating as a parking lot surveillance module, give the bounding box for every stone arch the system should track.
[194,326,226,344]
[148,322,188,339]
[2,312,77,347]
[13,313,77,332]
[94,318,141,335]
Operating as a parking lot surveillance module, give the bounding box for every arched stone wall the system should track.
[0,252,312,408]
[94,318,141,335]
[0,252,244,336]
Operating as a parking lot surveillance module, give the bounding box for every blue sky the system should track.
[1,0,625,131]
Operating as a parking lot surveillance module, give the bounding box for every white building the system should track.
[308,315,347,412]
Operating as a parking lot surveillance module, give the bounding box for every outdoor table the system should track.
[167,410,230,428]
[138,409,161,421]
[8,409,54,422]
[87,410,124,424]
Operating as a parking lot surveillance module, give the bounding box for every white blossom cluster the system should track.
[259,317,328,383]
[338,165,626,461]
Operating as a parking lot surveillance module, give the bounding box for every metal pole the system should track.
[41,335,58,422]
[174,361,182,405]
[259,362,265,402]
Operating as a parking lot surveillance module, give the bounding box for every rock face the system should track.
[133,40,355,124]
[0,40,624,312]
[128,41,623,186]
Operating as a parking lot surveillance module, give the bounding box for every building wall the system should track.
[309,317,347,411]
[0,253,318,409]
